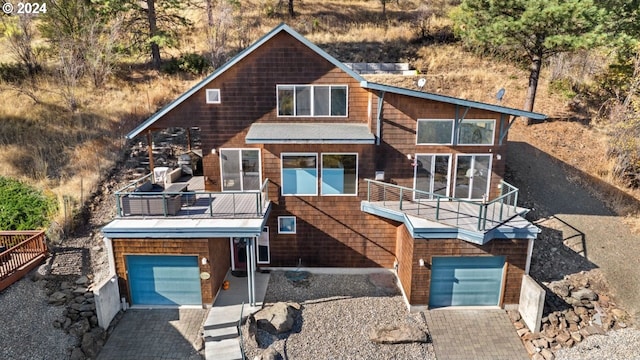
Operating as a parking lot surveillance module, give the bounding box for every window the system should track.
[277,85,347,117]
[220,149,261,191]
[281,154,318,195]
[458,119,495,145]
[417,119,454,145]
[278,217,296,234]
[321,154,357,195]
[206,89,221,104]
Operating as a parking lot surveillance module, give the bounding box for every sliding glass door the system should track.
[220,149,261,191]
[454,154,491,199]
[414,154,451,199]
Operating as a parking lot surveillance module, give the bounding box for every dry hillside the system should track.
[0,0,637,232]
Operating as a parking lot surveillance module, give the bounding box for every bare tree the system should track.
[58,39,84,111]
[0,13,41,76]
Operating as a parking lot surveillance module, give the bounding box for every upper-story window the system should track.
[206,89,221,104]
[277,85,348,117]
[416,119,454,145]
[458,119,495,145]
[416,118,495,145]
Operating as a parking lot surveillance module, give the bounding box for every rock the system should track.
[514,321,525,330]
[548,313,558,326]
[517,328,530,337]
[80,303,96,312]
[75,276,89,285]
[69,318,91,338]
[369,323,428,344]
[73,287,88,294]
[532,338,549,349]
[552,283,570,297]
[523,340,537,355]
[507,310,522,322]
[564,309,580,324]
[540,348,555,360]
[571,288,597,301]
[532,353,544,360]
[611,308,627,320]
[253,345,280,360]
[69,347,85,360]
[48,291,68,305]
[254,302,300,334]
[570,331,582,343]
[246,314,258,348]
[556,331,571,344]
[31,259,51,281]
[81,332,100,358]
[80,311,94,318]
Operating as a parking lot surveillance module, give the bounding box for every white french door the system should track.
[414,154,451,200]
[454,154,492,200]
[220,149,261,192]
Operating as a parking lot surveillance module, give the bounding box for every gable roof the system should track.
[126,23,366,139]
[127,24,546,139]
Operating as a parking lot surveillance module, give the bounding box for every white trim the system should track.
[276,84,349,118]
[320,152,359,196]
[278,216,297,234]
[453,154,493,200]
[205,89,221,104]
[525,238,534,275]
[280,153,318,196]
[457,119,496,146]
[229,238,236,270]
[257,226,270,264]
[416,119,455,145]
[219,148,262,192]
[412,153,452,200]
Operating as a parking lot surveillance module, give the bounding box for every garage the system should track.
[429,256,505,308]
[126,255,202,306]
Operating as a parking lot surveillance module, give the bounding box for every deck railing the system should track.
[114,176,270,218]
[365,179,522,231]
[0,231,48,291]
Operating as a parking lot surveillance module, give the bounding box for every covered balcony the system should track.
[361,179,539,244]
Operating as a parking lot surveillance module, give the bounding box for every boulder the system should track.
[81,332,100,358]
[570,288,598,301]
[246,314,259,348]
[69,348,85,360]
[48,291,68,305]
[540,348,555,360]
[369,323,429,344]
[254,302,300,334]
[75,276,89,285]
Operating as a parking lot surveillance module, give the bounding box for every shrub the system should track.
[0,176,58,230]
[161,53,212,75]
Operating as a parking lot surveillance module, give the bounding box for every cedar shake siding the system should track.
[112,238,230,305]
[395,224,528,306]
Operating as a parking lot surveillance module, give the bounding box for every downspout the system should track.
[376,91,385,146]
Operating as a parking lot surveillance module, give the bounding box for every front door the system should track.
[231,237,249,271]
[454,154,492,199]
[414,154,451,199]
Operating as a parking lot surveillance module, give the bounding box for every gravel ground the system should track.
[242,271,435,360]
[0,277,76,360]
[555,328,640,360]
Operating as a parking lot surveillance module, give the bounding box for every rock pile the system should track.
[511,277,631,360]
[246,302,302,360]
[43,274,107,360]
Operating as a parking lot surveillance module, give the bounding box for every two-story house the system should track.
[102,24,544,311]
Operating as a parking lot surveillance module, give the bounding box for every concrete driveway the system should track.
[97,308,207,360]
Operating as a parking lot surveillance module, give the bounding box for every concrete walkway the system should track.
[97,308,207,360]
[426,309,529,360]
[203,271,270,360]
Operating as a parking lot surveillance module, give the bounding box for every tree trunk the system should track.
[523,53,542,125]
[288,0,295,17]
[146,0,161,69]
[205,0,214,28]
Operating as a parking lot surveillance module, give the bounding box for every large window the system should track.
[220,149,261,191]
[416,119,454,145]
[281,154,318,195]
[321,154,357,195]
[458,120,495,145]
[277,85,347,117]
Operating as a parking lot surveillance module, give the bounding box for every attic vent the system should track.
[206,89,221,104]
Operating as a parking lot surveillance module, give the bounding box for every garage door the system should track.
[429,256,505,308]
[126,255,202,306]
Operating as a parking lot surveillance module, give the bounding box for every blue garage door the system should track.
[126,255,202,306]
[429,256,505,308]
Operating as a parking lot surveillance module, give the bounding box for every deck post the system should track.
[115,194,122,217]
[436,197,440,220]
[208,193,213,216]
[367,180,371,202]
[399,188,403,210]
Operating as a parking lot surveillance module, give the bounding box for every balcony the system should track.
[114,174,270,219]
[361,179,537,244]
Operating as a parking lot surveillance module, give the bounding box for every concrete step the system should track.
[205,337,243,360]
[204,325,239,342]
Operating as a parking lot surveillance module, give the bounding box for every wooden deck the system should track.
[116,176,269,219]
[0,231,48,292]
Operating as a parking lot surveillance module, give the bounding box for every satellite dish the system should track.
[496,88,506,102]
[417,78,426,90]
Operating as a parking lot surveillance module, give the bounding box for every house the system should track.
[101,23,545,310]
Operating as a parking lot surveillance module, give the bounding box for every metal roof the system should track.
[245,123,375,144]
[361,81,547,120]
